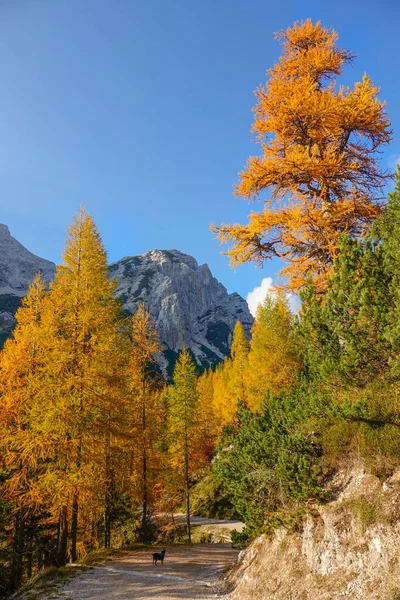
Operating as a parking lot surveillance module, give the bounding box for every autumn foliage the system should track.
[0,209,215,587]
[0,18,398,595]
[197,295,300,424]
[213,20,392,291]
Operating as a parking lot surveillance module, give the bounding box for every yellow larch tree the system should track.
[125,303,164,542]
[0,274,47,586]
[213,19,392,292]
[199,324,250,432]
[95,321,128,551]
[195,368,218,467]
[246,293,301,410]
[168,348,199,543]
[23,208,124,563]
[229,321,250,404]
[211,357,235,429]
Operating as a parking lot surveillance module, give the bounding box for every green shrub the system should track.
[231,528,252,547]
[346,496,385,531]
[214,388,325,539]
[189,472,238,520]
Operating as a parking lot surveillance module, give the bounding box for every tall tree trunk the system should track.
[141,385,148,536]
[9,509,25,591]
[26,515,35,579]
[70,493,78,562]
[56,506,68,566]
[90,518,96,550]
[184,424,191,543]
[141,446,148,532]
[104,506,110,548]
[104,421,111,548]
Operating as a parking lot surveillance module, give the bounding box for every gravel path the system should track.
[56,545,238,600]
[162,514,245,532]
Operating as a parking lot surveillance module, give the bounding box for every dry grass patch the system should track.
[12,566,87,600]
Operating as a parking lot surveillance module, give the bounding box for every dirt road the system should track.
[55,545,239,599]
[163,514,245,532]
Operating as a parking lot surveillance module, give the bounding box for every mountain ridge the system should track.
[0,225,253,370]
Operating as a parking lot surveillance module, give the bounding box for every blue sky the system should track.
[0,0,399,302]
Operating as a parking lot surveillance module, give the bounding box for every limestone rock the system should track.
[109,249,253,373]
[0,224,56,345]
[225,463,400,600]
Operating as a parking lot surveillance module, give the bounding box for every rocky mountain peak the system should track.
[145,249,199,270]
[0,225,56,296]
[0,225,56,346]
[109,249,253,373]
[0,224,11,237]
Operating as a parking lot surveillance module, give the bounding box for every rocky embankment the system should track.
[226,465,400,600]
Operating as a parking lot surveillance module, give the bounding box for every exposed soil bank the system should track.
[226,465,400,600]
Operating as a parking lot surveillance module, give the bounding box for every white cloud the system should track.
[287,292,301,314]
[246,277,301,317]
[246,277,275,317]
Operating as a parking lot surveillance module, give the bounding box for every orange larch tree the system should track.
[213,19,392,292]
[211,357,234,429]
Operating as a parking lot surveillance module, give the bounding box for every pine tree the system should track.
[378,166,400,375]
[213,20,392,292]
[299,167,400,386]
[168,349,198,543]
[300,238,391,386]
[214,389,323,538]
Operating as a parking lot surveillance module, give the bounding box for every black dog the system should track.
[152,548,166,566]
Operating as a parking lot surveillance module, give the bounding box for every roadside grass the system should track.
[191,524,234,544]
[11,545,154,599]
[11,565,87,600]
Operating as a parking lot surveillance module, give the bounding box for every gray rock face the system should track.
[0,224,56,345]
[109,249,253,372]
[0,224,56,295]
